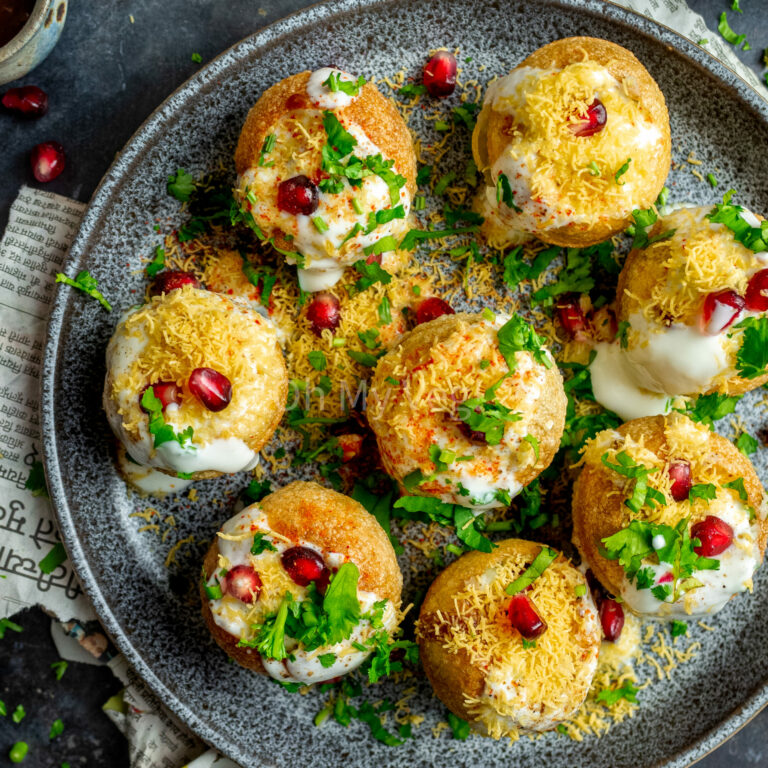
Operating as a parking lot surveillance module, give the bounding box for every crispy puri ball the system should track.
[417,539,600,737]
[201,481,403,676]
[367,312,566,509]
[473,37,670,248]
[615,205,768,396]
[573,413,768,619]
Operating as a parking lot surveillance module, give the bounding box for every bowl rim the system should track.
[40,1,768,766]
[0,0,56,58]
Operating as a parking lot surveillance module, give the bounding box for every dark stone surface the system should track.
[1,1,767,767]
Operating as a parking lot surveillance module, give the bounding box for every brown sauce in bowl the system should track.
[0,0,36,48]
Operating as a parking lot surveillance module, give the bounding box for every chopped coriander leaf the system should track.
[0,701,5,716]
[496,172,521,212]
[377,295,392,325]
[434,120,450,131]
[718,11,748,48]
[12,705,25,723]
[399,83,427,98]
[146,246,166,277]
[321,562,362,643]
[457,398,522,445]
[141,387,195,450]
[506,546,558,594]
[635,567,655,590]
[385,376,400,386]
[191,52,202,63]
[0,618,23,639]
[363,235,398,258]
[670,620,688,637]
[614,158,631,184]
[707,190,768,252]
[307,350,327,371]
[50,660,68,680]
[682,391,741,426]
[318,653,337,668]
[464,157,478,186]
[522,433,540,462]
[447,712,470,740]
[735,431,758,456]
[502,243,560,288]
[733,316,768,378]
[322,72,366,96]
[39,542,67,574]
[452,101,480,130]
[601,451,665,513]
[49,718,64,739]
[416,164,432,186]
[732,0,742,11]
[348,349,379,367]
[24,460,48,497]
[434,170,456,196]
[251,532,278,555]
[258,134,276,167]
[697,38,709,45]
[358,328,381,349]
[688,483,717,504]
[399,225,477,251]
[243,478,271,503]
[706,172,718,188]
[496,315,552,375]
[531,242,609,303]
[617,320,630,348]
[350,259,392,294]
[725,477,749,502]
[167,168,196,201]
[55,270,112,311]
[628,206,675,250]
[479,359,490,369]
[587,161,601,176]
[596,681,638,706]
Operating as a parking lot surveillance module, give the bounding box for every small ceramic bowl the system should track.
[0,0,68,86]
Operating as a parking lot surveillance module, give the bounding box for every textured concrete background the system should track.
[1,0,767,766]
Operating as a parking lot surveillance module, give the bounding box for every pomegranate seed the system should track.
[691,516,733,557]
[140,381,181,412]
[414,296,454,325]
[30,141,65,183]
[507,593,548,640]
[337,433,364,462]
[745,269,768,312]
[701,289,745,335]
[281,546,329,587]
[306,292,341,335]
[657,572,673,584]
[150,270,200,296]
[556,299,590,341]
[277,174,319,215]
[224,564,262,603]
[668,460,692,502]
[423,51,457,98]
[2,85,48,117]
[569,98,607,137]
[365,252,383,266]
[188,367,232,412]
[599,599,624,642]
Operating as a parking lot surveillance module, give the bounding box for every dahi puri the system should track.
[417,539,600,739]
[472,36,671,248]
[573,413,768,620]
[367,312,566,510]
[103,285,287,480]
[234,68,417,292]
[589,203,768,421]
[201,481,403,685]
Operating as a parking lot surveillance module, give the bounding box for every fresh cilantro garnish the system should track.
[348,350,379,367]
[12,705,25,723]
[452,101,480,131]
[320,562,362,643]
[496,172,521,212]
[365,204,405,234]
[617,320,630,348]
[191,52,202,63]
[24,460,48,497]
[447,712,470,740]
[140,387,194,450]
[689,483,717,504]
[0,618,23,639]
[377,295,392,325]
[681,391,741,426]
[365,154,407,205]
[251,532,277,555]
[398,83,427,98]
[718,11,749,49]
[243,478,272,503]
[457,398,522,445]
[502,244,559,288]
[601,451,666,513]
[167,168,196,201]
[732,0,742,12]
[323,72,366,96]
[733,316,768,379]
[49,718,64,739]
[351,474,403,554]
[707,189,768,251]
[385,376,400,386]
[635,567,655,590]
[522,433,540,462]
[433,171,456,196]
[531,242,617,303]
[495,315,552,375]
[55,270,112,311]
[399,225,477,251]
[258,134,276,167]
[724,477,748,502]
[350,259,392,293]
[505,546,558,595]
[443,205,484,227]
[50,660,68,680]
[146,246,166,277]
[670,620,688,637]
[307,350,327,371]
[318,653,337,668]
[240,254,277,305]
[39,542,67,574]
[416,164,432,186]
[393,496,495,552]
[522,638,537,649]
[358,328,381,350]
[363,235,398,258]
[434,120,450,132]
[251,592,293,660]
[427,443,471,473]
[627,206,676,250]
[596,682,638,706]
[614,158,631,184]
[735,432,758,456]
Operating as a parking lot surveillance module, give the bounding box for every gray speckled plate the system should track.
[42,1,768,766]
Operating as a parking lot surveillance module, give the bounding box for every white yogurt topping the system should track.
[116,447,193,496]
[207,504,395,684]
[620,499,760,619]
[306,68,362,110]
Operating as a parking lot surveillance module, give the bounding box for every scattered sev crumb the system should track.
[164,535,195,568]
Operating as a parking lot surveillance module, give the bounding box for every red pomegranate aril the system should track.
[365,251,383,266]
[140,381,181,412]
[668,460,692,502]
[507,593,548,640]
[30,141,65,182]
[150,270,200,296]
[277,174,319,215]
[599,598,625,642]
[657,572,673,584]
[415,296,455,326]
[745,269,768,312]
[2,85,48,117]
[569,98,607,137]
[556,299,590,341]
[691,516,733,557]
[701,289,745,335]
[188,367,232,412]
[306,292,341,336]
[337,433,364,462]
[423,51,457,98]
[224,564,262,603]
[281,546,329,587]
